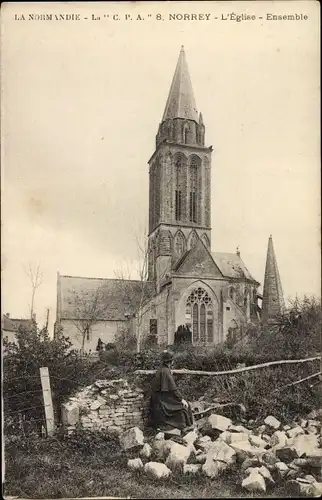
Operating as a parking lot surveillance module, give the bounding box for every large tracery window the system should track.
[186,287,214,343]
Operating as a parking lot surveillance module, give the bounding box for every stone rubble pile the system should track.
[61,378,149,434]
[120,408,322,496]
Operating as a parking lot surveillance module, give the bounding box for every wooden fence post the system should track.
[39,366,55,437]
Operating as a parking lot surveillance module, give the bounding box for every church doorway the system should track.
[185,287,214,344]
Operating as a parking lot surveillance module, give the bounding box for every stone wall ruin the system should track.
[61,378,150,434]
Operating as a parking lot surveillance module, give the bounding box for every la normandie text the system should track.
[14,12,309,22]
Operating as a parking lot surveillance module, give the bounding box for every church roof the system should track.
[262,235,285,322]
[58,275,156,321]
[162,46,199,123]
[212,252,258,283]
[2,315,33,332]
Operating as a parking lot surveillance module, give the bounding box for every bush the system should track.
[3,324,95,435]
[231,296,321,360]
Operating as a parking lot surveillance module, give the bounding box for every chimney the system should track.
[236,246,240,257]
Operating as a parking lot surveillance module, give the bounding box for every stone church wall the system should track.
[223,297,247,341]
[139,287,170,346]
[61,378,150,435]
[60,319,127,352]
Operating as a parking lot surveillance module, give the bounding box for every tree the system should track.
[23,262,43,319]
[69,285,110,352]
[114,230,153,353]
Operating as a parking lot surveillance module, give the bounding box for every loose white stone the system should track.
[230,441,266,462]
[292,434,319,458]
[264,415,281,430]
[275,461,289,478]
[242,471,266,493]
[270,430,288,448]
[218,431,231,444]
[144,461,171,479]
[255,425,266,434]
[202,459,227,478]
[206,440,237,466]
[127,458,143,470]
[165,442,193,472]
[249,435,268,448]
[287,426,305,440]
[61,401,79,427]
[119,427,144,450]
[228,432,250,444]
[140,443,152,459]
[196,435,213,452]
[258,465,275,485]
[207,413,232,432]
[183,430,198,446]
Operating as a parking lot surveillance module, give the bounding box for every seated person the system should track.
[150,350,194,437]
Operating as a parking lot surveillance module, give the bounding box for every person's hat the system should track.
[161,350,174,363]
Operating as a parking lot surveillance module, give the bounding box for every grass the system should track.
[4,434,289,499]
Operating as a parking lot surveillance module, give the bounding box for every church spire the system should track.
[162,46,198,123]
[262,235,285,323]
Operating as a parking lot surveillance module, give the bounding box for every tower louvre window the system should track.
[184,126,189,144]
[175,154,185,221]
[175,190,182,220]
[189,157,198,223]
[190,192,197,222]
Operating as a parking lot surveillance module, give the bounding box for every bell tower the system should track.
[148,47,213,290]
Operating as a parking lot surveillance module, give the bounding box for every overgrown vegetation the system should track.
[3,296,321,498]
[230,296,321,360]
[3,323,97,435]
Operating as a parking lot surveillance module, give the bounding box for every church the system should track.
[55,47,285,351]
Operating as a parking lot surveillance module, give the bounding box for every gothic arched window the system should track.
[186,287,213,343]
[229,287,236,301]
[174,154,185,221]
[174,231,186,261]
[184,125,189,144]
[244,289,249,308]
[189,156,200,223]
[162,230,173,255]
[189,231,198,249]
[201,233,210,248]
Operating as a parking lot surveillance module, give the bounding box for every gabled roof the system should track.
[174,238,223,278]
[2,315,33,332]
[212,252,258,283]
[173,238,258,284]
[162,46,199,123]
[58,275,156,321]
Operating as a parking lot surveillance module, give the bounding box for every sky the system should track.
[1,1,320,333]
